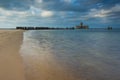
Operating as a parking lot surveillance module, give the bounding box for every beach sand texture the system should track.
[0,30,25,80]
[0,30,76,80]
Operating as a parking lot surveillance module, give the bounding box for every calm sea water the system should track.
[20,29,120,80]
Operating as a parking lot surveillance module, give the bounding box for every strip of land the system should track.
[0,30,25,80]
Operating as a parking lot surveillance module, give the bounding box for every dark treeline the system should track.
[16,26,75,30]
[107,26,112,30]
[16,22,88,30]
[16,22,114,30]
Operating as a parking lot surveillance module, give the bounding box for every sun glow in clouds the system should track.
[36,0,42,3]
[63,0,72,3]
[93,9,110,18]
[41,11,54,17]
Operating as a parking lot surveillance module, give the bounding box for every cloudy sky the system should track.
[0,0,120,28]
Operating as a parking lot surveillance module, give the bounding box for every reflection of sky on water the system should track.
[21,30,120,80]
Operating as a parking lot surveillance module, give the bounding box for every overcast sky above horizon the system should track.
[0,0,120,28]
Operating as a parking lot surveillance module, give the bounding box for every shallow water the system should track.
[21,29,120,80]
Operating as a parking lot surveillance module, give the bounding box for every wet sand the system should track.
[0,30,25,80]
[21,50,78,80]
[20,34,83,80]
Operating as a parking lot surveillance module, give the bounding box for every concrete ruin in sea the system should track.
[76,22,89,29]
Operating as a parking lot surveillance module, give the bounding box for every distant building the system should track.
[76,22,89,29]
[107,26,112,30]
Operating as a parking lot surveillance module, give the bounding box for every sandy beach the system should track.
[0,30,25,80]
[0,30,80,80]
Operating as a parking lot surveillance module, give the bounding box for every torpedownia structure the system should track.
[76,22,89,29]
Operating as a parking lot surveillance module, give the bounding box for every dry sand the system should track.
[0,30,25,80]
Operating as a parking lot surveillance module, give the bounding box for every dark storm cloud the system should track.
[106,11,120,22]
[0,0,33,11]
[35,0,120,12]
[0,0,119,12]
[34,0,86,12]
[100,0,120,9]
[35,0,100,12]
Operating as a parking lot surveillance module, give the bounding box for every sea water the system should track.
[20,29,120,80]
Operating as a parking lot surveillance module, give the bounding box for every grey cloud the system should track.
[0,0,119,12]
[0,0,33,11]
[35,0,86,12]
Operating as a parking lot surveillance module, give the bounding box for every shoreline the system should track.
[0,30,25,80]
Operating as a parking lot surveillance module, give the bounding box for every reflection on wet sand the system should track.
[21,48,81,80]
[20,34,81,80]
